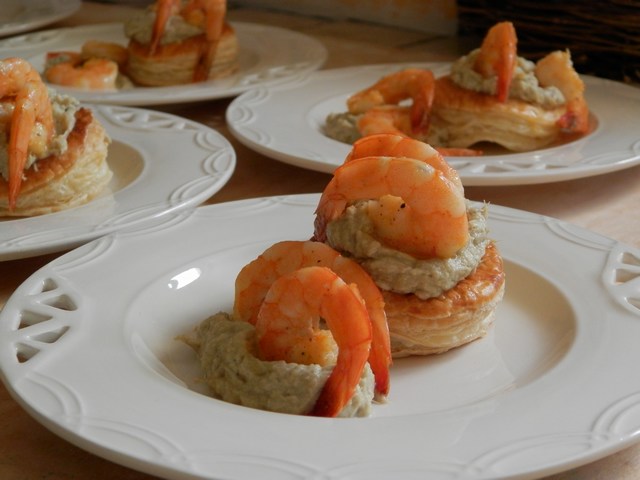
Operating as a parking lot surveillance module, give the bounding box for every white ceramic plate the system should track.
[0,22,327,106]
[2,193,640,479]
[227,63,640,186]
[0,0,80,38]
[0,105,235,261]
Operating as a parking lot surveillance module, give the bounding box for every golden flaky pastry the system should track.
[429,76,567,152]
[382,241,506,357]
[0,108,112,217]
[127,23,238,86]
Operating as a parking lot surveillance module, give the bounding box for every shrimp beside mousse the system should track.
[183,241,392,418]
[0,57,112,216]
[43,0,238,90]
[183,135,506,416]
[313,133,506,357]
[325,21,590,154]
[44,41,132,91]
[124,0,238,86]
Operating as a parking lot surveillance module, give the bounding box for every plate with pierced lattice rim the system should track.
[0,104,235,261]
[226,63,640,186]
[1,193,640,479]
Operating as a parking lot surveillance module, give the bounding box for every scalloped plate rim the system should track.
[1,194,640,479]
[226,63,640,186]
[0,104,236,261]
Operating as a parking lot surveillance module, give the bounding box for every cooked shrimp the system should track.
[150,0,226,82]
[44,56,119,90]
[81,40,129,70]
[535,50,589,133]
[357,112,482,157]
[255,266,372,417]
[234,240,391,396]
[150,0,181,54]
[182,0,226,81]
[357,105,413,139]
[345,133,464,194]
[348,68,435,134]
[0,57,54,210]
[314,156,469,259]
[474,21,517,103]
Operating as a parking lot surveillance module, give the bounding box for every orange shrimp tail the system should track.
[475,21,517,103]
[313,191,347,243]
[495,62,514,103]
[310,349,369,417]
[184,0,226,82]
[311,213,328,243]
[150,0,180,54]
[192,41,217,82]
[7,148,27,211]
[368,337,391,396]
[409,70,435,133]
[558,98,589,133]
[410,104,430,135]
[309,282,372,417]
[7,103,36,210]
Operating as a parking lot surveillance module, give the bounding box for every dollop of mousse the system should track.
[450,49,566,108]
[324,112,362,144]
[326,202,490,299]
[184,312,375,417]
[124,7,203,46]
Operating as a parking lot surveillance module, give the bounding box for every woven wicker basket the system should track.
[457,0,640,83]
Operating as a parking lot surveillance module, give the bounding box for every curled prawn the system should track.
[81,40,129,70]
[348,68,435,134]
[355,104,482,157]
[0,57,54,210]
[345,133,464,193]
[255,266,372,417]
[535,50,589,133]
[150,0,226,82]
[234,240,391,397]
[357,105,413,139]
[150,0,181,54]
[474,21,517,102]
[44,52,119,90]
[314,155,469,260]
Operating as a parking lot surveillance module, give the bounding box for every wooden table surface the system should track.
[2,2,640,479]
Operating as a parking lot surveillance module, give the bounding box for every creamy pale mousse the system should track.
[184,312,375,417]
[449,50,565,108]
[326,201,490,299]
[124,8,203,47]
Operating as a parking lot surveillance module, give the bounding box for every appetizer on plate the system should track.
[313,133,505,356]
[325,21,589,153]
[125,0,238,86]
[185,240,392,418]
[44,41,132,91]
[0,57,112,216]
[185,134,505,416]
[43,0,238,90]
